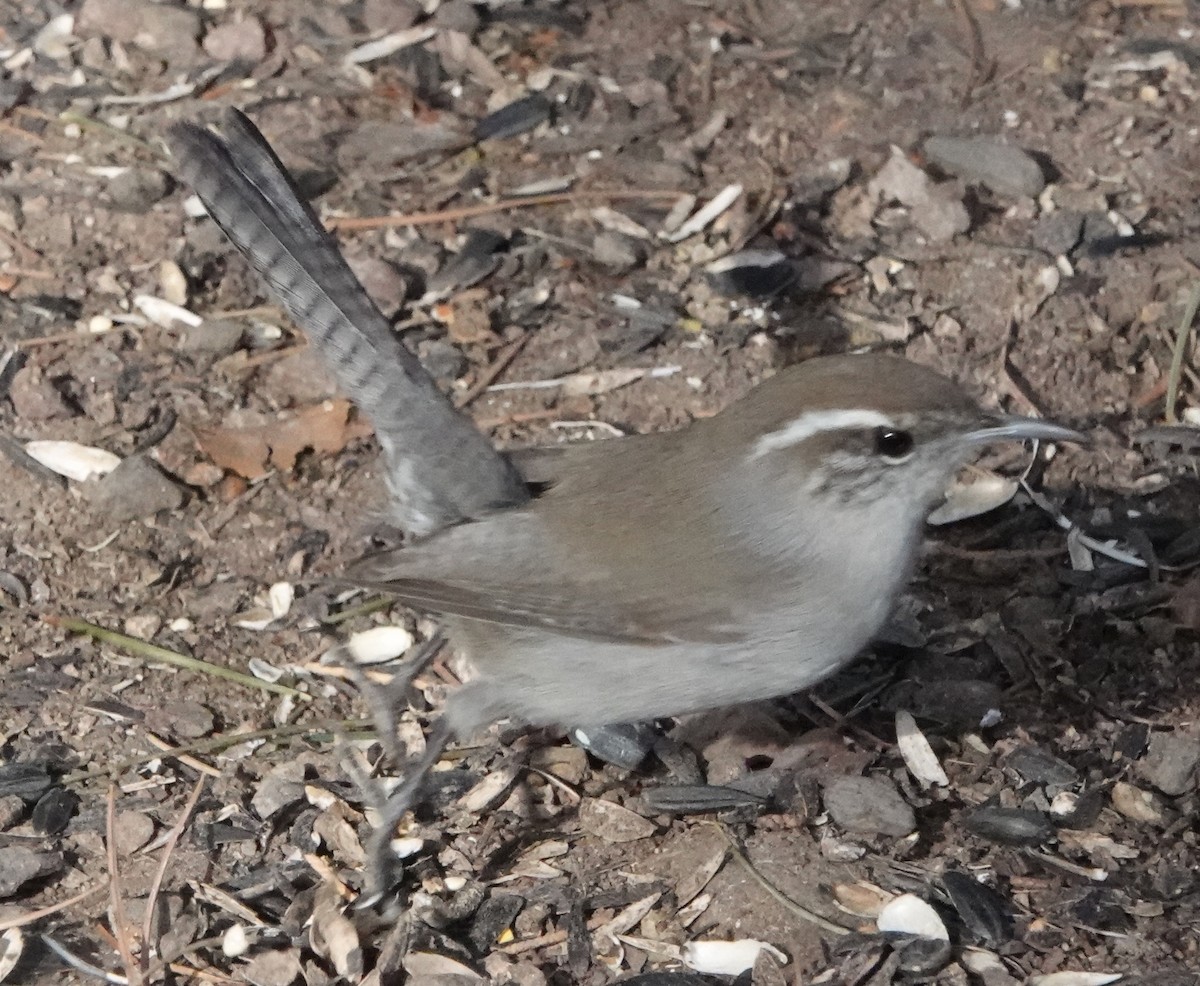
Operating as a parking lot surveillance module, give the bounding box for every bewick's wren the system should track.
[167,111,1085,897]
[348,354,1084,737]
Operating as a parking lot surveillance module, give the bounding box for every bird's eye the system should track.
[873,427,914,462]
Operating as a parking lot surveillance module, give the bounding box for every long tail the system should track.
[167,109,528,536]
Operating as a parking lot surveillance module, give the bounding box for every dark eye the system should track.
[873,427,914,461]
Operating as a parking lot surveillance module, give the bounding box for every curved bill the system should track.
[965,415,1089,446]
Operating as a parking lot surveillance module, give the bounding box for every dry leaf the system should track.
[310,885,362,980]
[195,399,370,480]
[403,952,486,982]
[434,289,498,345]
[578,797,656,843]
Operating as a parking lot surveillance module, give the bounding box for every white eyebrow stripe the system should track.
[752,408,895,459]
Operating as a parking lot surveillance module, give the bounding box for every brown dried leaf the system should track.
[194,399,370,480]
[434,289,498,346]
[312,800,367,869]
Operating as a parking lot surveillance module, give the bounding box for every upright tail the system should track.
[168,109,529,536]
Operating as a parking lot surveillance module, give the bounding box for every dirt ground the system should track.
[2,0,1200,983]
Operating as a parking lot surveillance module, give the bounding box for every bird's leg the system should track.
[359,716,453,907]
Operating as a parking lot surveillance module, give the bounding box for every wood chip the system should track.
[578,798,656,843]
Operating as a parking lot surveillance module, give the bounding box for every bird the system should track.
[166,110,1085,898]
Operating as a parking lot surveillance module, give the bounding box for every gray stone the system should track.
[1139,731,1200,796]
[417,339,468,382]
[924,135,1046,198]
[106,168,172,214]
[0,846,61,896]
[433,0,481,35]
[869,148,970,243]
[1006,745,1079,786]
[202,17,267,62]
[824,775,915,837]
[179,318,244,356]
[592,231,643,274]
[345,253,409,316]
[77,0,201,57]
[89,454,186,521]
[1031,210,1084,256]
[361,0,421,32]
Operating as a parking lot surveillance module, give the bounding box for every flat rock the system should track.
[202,16,267,62]
[106,168,173,214]
[1031,210,1084,256]
[923,135,1046,198]
[1138,731,1200,796]
[76,0,201,57]
[88,454,186,521]
[823,775,915,837]
[9,364,72,421]
[869,148,970,242]
[578,797,656,843]
[0,846,62,895]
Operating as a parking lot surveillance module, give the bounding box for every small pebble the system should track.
[823,775,915,837]
[1138,731,1200,796]
[88,454,186,521]
[202,16,267,61]
[106,169,173,213]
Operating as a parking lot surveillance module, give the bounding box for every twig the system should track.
[143,733,222,777]
[1165,281,1200,424]
[1024,848,1107,882]
[320,595,395,626]
[60,717,374,785]
[0,882,108,931]
[45,615,312,701]
[15,324,128,348]
[107,786,143,986]
[474,408,584,430]
[39,935,128,984]
[522,765,583,804]
[142,777,206,967]
[455,334,531,409]
[326,189,684,231]
[805,694,890,751]
[0,227,43,263]
[716,824,851,936]
[58,111,164,156]
[949,0,996,100]
[499,912,613,955]
[929,542,1066,562]
[1017,480,1159,569]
